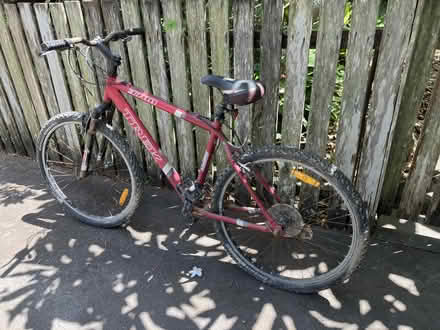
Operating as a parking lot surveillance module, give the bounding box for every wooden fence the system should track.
[0,0,440,224]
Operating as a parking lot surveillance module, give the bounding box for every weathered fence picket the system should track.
[381,0,440,209]
[162,0,196,178]
[50,4,88,114]
[208,0,230,173]
[0,85,17,154]
[400,68,440,221]
[186,0,210,166]
[5,4,49,132]
[64,1,100,109]
[120,0,160,179]
[279,0,314,199]
[99,0,145,170]
[35,3,82,154]
[0,5,39,153]
[233,0,254,143]
[141,0,178,171]
[34,3,73,116]
[252,0,283,148]
[306,0,345,157]
[357,0,420,216]
[18,3,60,120]
[335,0,380,180]
[0,41,34,157]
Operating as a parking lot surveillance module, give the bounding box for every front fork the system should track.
[79,103,113,179]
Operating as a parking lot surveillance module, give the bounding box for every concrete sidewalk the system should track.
[0,153,439,330]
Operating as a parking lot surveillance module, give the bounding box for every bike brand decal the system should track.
[81,148,90,171]
[174,109,185,118]
[122,107,163,162]
[200,151,209,172]
[127,88,159,106]
[236,219,248,227]
[162,162,174,177]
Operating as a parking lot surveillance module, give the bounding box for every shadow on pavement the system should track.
[0,154,439,329]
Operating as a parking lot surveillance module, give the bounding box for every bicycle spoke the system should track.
[48,167,71,175]
[59,180,76,192]
[58,138,78,152]
[47,160,74,166]
[49,146,74,163]
[51,174,74,177]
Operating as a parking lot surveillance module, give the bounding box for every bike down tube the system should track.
[103,82,182,191]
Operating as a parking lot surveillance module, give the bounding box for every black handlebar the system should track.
[40,28,145,54]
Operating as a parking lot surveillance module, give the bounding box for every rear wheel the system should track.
[212,146,369,293]
[37,112,143,227]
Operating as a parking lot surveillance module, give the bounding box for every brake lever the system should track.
[39,50,56,57]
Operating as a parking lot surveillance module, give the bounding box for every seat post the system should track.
[214,103,228,122]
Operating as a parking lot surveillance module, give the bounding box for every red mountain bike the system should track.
[37,28,369,293]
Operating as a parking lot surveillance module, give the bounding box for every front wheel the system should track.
[212,146,369,293]
[37,112,144,227]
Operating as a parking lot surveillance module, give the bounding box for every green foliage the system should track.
[163,19,177,32]
[344,1,352,27]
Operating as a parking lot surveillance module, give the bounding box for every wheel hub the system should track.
[268,204,307,238]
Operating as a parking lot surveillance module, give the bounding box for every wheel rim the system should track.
[218,157,360,286]
[41,120,136,221]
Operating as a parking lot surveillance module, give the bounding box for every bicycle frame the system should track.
[102,77,281,234]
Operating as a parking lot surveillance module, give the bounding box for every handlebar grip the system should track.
[126,27,144,36]
[41,39,70,52]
